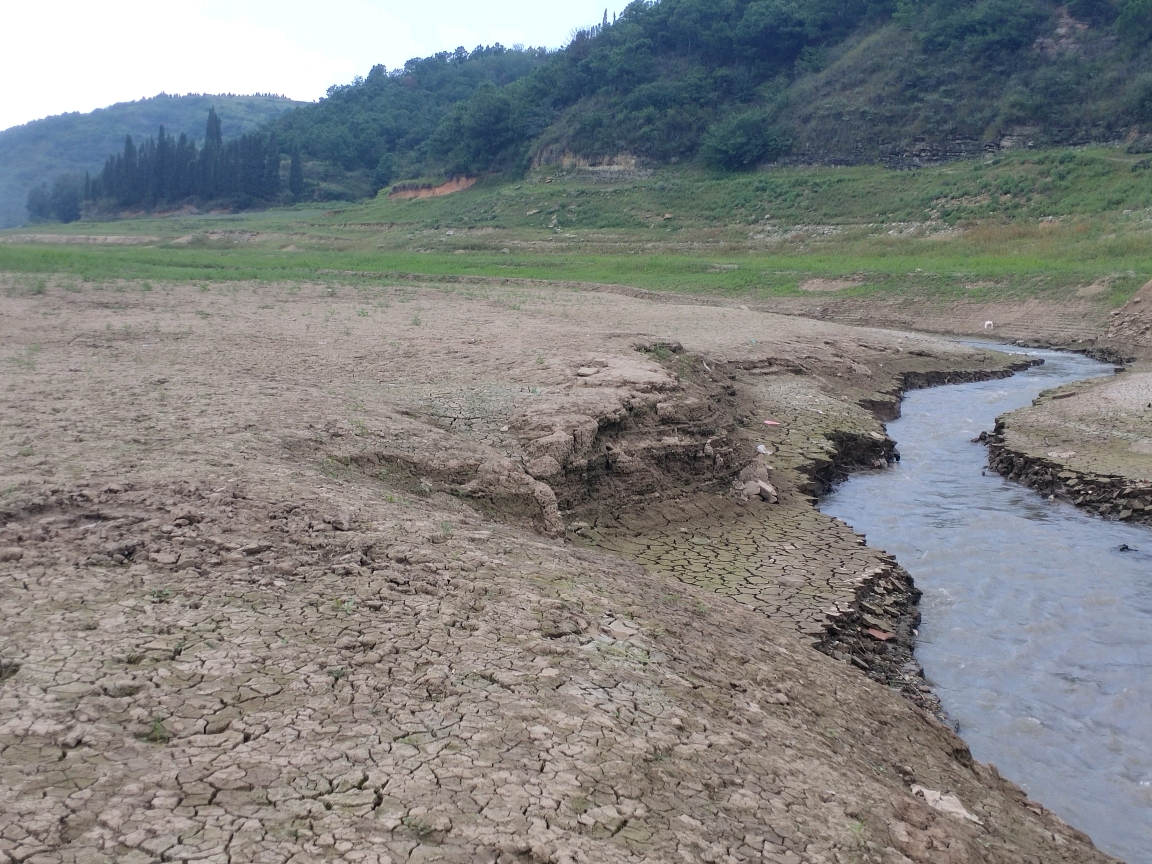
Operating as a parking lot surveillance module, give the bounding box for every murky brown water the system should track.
[822,346,1151,863]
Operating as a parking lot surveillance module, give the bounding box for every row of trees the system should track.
[28,108,306,223]
[90,108,297,208]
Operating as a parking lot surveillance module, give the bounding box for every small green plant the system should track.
[8,344,40,370]
[410,313,422,326]
[195,310,210,319]
[328,666,347,681]
[16,446,34,457]
[402,815,434,836]
[319,456,353,479]
[146,718,171,743]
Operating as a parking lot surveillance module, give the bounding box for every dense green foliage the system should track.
[86,110,282,211]
[268,0,1152,192]
[0,93,301,228]
[270,46,548,184]
[24,176,83,224]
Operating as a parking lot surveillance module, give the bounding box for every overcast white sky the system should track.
[0,0,629,132]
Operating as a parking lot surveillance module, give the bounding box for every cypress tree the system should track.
[121,136,138,207]
[288,147,304,200]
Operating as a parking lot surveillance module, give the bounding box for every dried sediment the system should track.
[556,348,1039,717]
[0,276,1119,864]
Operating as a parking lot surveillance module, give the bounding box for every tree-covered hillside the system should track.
[272,0,1152,188]
[0,93,302,228]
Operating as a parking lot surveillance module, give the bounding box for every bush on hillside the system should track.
[918,0,1050,56]
[1119,0,1152,46]
[701,109,788,170]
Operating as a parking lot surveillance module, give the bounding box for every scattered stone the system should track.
[911,784,983,824]
[527,456,563,479]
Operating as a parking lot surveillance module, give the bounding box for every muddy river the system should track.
[820,346,1152,863]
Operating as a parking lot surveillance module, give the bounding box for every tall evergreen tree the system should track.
[120,135,138,207]
[26,183,51,222]
[288,147,304,200]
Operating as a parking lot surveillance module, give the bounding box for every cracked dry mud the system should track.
[0,276,1118,864]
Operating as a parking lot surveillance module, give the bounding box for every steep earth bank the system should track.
[0,275,1118,863]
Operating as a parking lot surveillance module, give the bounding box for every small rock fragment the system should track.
[756,481,779,503]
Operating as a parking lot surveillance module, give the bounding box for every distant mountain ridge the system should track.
[0,93,304,228]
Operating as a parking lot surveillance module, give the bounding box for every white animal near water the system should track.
[984,321,994,330]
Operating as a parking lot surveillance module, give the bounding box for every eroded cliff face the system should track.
[1097,279,1152,362]
[0,274,1118,864]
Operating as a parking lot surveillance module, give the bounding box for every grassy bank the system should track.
[3,147,1151,306]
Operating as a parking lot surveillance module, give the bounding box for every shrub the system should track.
[701,109,788,171]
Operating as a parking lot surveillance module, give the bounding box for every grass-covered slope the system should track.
[0,93,303,228]
[2,147,1149,312]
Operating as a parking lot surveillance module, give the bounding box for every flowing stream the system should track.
[820,345,1152,863]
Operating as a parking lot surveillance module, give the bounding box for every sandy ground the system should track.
[0,275,1117,864]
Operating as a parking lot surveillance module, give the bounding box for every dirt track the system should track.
[0,276,1118,864]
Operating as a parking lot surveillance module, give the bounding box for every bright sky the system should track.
[1,0,629,132]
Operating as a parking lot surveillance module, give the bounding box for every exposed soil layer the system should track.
[387,177,478,200]
[983,361,1152,527]
[0,275,1118,864]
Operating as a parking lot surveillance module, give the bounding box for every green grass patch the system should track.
[3,147,1150,305]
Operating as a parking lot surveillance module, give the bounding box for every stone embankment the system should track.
[986,440,1152,526]
[0,275,1119,864]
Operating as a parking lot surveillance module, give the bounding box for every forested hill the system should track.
[269,0,1152,192]
[0,93,301,228]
